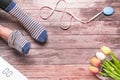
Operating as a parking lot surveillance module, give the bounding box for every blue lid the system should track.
[103,7,114,16]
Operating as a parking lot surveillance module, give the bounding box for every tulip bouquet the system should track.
[88,46,120,80]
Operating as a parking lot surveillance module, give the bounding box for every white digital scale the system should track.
[0,57,28,80]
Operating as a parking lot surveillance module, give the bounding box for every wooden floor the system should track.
[0,0,120,80]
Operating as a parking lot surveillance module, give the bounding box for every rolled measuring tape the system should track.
[103,6,114,16]
[0,57,28,80]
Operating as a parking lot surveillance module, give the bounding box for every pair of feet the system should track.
[4,1,48,54]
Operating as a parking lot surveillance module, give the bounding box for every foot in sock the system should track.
[8,30,31,54]
[0,25,30,54]
[5,1,48,43]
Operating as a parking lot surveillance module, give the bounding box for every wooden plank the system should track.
[1,35,120,49]
[29,76,98,80]
[25,35,120,49]
[0,8,119,25]
[15,0,109,3]
[41,21,120,35]
[14,65,91,76]
[0,48,120,65]
[14,0,118,9]
[0,49,96,65]
[0,21,120,35]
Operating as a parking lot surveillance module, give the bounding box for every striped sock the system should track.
[8,30,30,54]
[5,1,48,43]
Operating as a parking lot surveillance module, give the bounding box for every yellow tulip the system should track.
[101,46,111,55]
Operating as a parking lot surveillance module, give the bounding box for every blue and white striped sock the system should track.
[8,30,30,54]
[5,1,48,43]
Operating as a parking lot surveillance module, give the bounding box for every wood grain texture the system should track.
[0,0,119,80]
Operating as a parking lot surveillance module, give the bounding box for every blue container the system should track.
[103,7,114,16]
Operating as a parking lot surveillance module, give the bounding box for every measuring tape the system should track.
[40,0,114,30]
